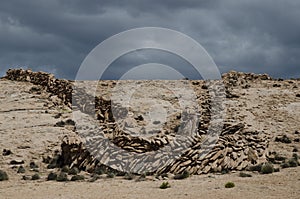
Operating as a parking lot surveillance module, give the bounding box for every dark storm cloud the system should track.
[0,0,299,79]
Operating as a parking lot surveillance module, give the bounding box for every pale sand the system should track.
[0,77,300,199]
[1,167,300,199]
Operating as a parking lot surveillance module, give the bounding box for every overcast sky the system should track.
[0,0,299,79]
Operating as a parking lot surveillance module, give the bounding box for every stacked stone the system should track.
[5,69,73,107]
[60,121,269,174]
[222,70,271,87]
[4,69,271,175]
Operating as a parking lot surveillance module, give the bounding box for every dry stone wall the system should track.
[4,69,272,175]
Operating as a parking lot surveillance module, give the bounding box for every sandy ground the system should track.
[1,167,300,199]
[0,77,300,199]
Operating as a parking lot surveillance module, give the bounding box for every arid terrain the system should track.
[0,69,299,199]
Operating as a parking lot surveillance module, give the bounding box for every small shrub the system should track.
[56,172,68,182]
[68,167,79,175]
[94,166,105,175]
[61,165,70,173]
[174,170,190,180]
[261,163,274,174]
[0,170,9,181]
[281,162,290,168]
[225,182,235,188]
[247,164,262,172]
[292,153,299,161]
[71,175,85,181]
[47,155,60,169]
[17,166,26,173]
[160,181,171,189]
[239,172,252,177]
[288,158,298,167]
[107,172,115,178]
[47,172,57,181]
[31,173,40,180]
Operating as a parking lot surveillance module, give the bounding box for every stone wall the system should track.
[4,69,271,175]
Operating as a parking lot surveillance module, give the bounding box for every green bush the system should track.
[261,163,274,174]
[71,175,85,181]
[31,173,40,180]
[247,164,262,172]
[288,158,298,167]
[225,182,235,188]
[68,167,79,175]
[107,172,115,178]
[47,172,57,181]
[17,166,26,173]
[292,153,298,161]
[61,165,70,173]
[281,162,290,168]
[160,181,171,189]
[56,172,68,182]
[0,170,9,181]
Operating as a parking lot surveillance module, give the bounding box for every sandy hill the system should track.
[0,69,299,199]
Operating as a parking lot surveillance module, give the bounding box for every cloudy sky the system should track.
[0,0,299,79]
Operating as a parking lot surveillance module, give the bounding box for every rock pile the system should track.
[4,69,272,175]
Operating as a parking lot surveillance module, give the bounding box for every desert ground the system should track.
[0,70,299,199]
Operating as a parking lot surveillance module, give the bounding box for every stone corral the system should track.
[3,69,278,175]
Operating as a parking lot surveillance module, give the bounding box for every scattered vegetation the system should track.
[56,172,68,182]
[160,181,171,189]
[70,175,85,181]
[247,164,262,172]
[47,172,57,181]
[31,173,40,180]
[281,162,290,169]
[17,166,26,173]
[0,170,9,181]
[280,154,299,168]
[61,165,70,173]
[68,167,79,175]
[94,166,105,175]
[225,182,235,188]
[260,163,274,174]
